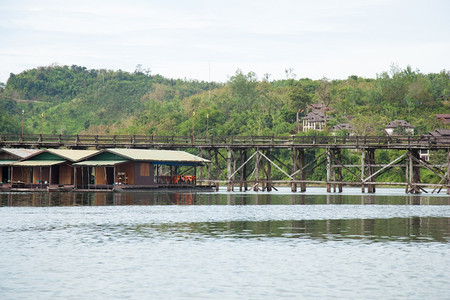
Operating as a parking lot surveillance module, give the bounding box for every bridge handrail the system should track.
[0,133,442,147]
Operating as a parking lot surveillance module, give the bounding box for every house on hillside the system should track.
[306,103,332,112]
[301,103,333,132]
[419,129,450,160]
[331,123,354,135]
[436,114,450,126]
[385,120,415,136]
[302,110,330,132]
[421,129,450,144]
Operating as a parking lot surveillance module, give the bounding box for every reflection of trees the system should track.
[3,192,448,206]
[1,192,448,243]
[165,218,449,243]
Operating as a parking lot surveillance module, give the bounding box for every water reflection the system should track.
[123,217,449,243]
[1,190,449,300]
[1,191,449,206]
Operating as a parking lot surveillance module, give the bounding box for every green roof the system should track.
[23,149,99,162]
[47,149,99,162]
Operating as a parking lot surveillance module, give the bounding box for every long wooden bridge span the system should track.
[1,133,450,194]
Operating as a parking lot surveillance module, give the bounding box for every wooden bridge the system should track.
[1,133,450,194]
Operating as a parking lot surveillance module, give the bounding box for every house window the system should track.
[140,163,150,176]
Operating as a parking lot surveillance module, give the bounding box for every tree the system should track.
[315,77,331,107]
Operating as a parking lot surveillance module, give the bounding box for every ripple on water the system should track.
[0,191,449,299]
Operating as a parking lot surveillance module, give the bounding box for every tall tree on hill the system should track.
[315,77,331,127]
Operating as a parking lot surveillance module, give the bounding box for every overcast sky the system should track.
[0,0,448,83]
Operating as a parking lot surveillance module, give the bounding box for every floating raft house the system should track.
[73,148,211,191]
[1,148,210,191]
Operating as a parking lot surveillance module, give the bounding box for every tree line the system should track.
[0,64,448,137]
[0,64,448,183]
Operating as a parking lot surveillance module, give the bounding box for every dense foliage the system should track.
[0,64,448,183]
[0,64,448,137]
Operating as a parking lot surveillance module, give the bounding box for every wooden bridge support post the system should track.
[330,150,336,193]
[198,163,203,186]
[227,148,232,192]
[367,150,376,193]
[326,148,332,193]
[447,151,450,194]
[261,153,267,191]
[291,147,298,192]
[413,150,421,193]
[299,149,306,192]
[407,149,421,194]
[239,150,248,192]
[197,150,204,187]
[232,150,238,192]
[265,150,272,192]
[254,150,260,192]
[291,148,306,192]
[333,149,343,193]
[238,150,243,191]
[361,150,365,193]
[207,149,212,187]
[214,149,220,192]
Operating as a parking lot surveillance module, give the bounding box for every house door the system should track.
[1,167,8,183]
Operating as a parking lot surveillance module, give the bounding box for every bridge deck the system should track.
[1,134,449,149]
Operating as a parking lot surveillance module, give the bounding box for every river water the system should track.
[0,188,449,299]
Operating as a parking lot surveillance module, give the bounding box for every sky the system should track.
[0,0,449,83]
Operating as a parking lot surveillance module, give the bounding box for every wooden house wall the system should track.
[95,167,106,185]
[32,167,50,183]
[12,167,32,183]
[59,164,73,185]
[1,166,8,183]
[94,167,115,185]
[50,166,60,184]
[0,153,17,160]
[134,162,155,186]
[75,168,90,186]
[115,162,135,185]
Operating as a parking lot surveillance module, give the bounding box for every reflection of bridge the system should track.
[1,134,450,194]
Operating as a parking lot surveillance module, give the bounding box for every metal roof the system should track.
[13,160,65,167]
[73,160,128,166]
[106,148,210,164]
[0,160,16,166]
[46,149,99,162]
[1,148,41,159]
[386,120,414,128]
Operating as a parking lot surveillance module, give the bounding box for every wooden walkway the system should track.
[1,133,449,149]
[1,134,450,194]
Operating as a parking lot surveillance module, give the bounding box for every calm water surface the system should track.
[0,188,449,299]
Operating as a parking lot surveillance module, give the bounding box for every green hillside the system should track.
[0,64,448,183]
[0,64,448,137]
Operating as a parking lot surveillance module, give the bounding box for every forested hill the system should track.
[0,65,448,136]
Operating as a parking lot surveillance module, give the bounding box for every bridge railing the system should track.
[0,134,440,147]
